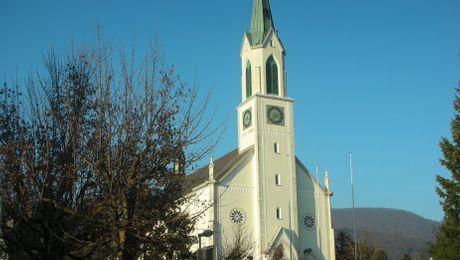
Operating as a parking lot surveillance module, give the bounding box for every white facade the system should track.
[185,1,335,259]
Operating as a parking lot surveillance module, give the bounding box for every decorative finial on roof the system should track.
[324,170,330,191]
[209,157,214,167]
[208,157,214,181]
[249,0,276,46]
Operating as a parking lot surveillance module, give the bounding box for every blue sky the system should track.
[1,0,459,221]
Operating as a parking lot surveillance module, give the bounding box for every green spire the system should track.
[249,0,275,46]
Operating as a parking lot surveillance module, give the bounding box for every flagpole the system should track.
[349,152,358,260]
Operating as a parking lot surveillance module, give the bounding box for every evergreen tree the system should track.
[335,231,354,260]
[429,87,460,259]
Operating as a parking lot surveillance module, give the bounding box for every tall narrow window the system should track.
[274,142,280,154]
[266,56,279,95]
[275,174,281,186]
[246,60,252,98]
[276,207,282,220]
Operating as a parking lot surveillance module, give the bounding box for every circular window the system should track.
[303,214,315,229]
[229,208,246,225]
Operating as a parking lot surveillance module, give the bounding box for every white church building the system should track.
[185,0,336,259]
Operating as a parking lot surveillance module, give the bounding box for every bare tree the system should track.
[0,34,218,259]
[220,224,254,260]
[357,230,387,260]
[335,230,388,260]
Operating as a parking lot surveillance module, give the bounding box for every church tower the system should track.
[237,0,300,257]
[185,1,336,258]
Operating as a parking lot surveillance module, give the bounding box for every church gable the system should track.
[265,227,298,259]
[240,33,251,56]
[219,150,254,187]
[184,147,254,194]
[262,30,285,53]
[295,157,322,193]
[295,157,335,260]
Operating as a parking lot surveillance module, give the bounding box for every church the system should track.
[184,0,336,259]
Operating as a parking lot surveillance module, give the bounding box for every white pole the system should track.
[349,152,358,260]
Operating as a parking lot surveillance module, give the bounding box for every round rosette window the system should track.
[229,208,246,225]
[303,214,316,229]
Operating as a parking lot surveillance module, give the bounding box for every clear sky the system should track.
[1,0,459,221]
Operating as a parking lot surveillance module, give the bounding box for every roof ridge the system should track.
[183,147,254,194]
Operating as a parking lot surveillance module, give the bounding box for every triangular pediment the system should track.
[265,227,298,259]
[244,29,285,54]
[240,33,252,56]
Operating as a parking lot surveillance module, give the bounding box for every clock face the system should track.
[303,214,315,229]
[267,106,284,125]
[243,109,252,129]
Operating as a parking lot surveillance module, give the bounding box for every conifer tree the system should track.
[429,87,460,259]
[335,231,354,260]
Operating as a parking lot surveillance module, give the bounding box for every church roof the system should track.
[249,0,276,46]
[184,147,254,193]
[184,147,314,194]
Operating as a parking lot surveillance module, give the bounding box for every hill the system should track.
[332,208,440,259]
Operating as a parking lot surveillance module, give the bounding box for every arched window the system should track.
[266,56,279,95]
[246,60,252,98]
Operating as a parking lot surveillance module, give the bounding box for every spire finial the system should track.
[208,157,214,181]
[324,170,330,191]
[249,0,275,46]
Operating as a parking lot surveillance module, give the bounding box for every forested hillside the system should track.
[332,208,439,259]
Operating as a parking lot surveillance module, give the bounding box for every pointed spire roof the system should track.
[249,0,276,46]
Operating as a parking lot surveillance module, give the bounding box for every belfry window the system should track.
[266,55,279,95]
[246,60,252,98]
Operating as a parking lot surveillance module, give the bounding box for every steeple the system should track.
[249,0,276,46]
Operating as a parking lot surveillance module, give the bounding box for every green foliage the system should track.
[430,87,460,259]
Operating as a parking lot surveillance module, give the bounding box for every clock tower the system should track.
[185,0,336,258]
[237,0,300,257]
